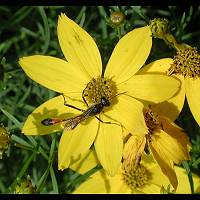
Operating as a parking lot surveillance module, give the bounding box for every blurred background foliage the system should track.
[0,6,200,193]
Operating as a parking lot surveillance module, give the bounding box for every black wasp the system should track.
[41,97,110,131]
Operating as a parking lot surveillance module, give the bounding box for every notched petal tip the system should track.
[58,164,66,171]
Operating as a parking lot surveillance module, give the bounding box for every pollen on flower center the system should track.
[82,77,117,105]
[122,163,152,191]
[167,47,200,78]
[143,107,160,134]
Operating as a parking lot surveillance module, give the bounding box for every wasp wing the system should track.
[63,113,90,131]
[63,103,99,131]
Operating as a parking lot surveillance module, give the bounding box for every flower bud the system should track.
[110,11,125,27]
[149,18,170,39]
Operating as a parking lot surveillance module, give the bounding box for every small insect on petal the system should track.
[41,118,61,126]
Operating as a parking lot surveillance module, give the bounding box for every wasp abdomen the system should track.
[41,118,55,126]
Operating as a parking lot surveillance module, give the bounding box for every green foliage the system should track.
[0,6,200,194]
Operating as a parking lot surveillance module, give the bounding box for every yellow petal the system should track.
[105,26,152,83]
[57,13,102,79]
[175,167,200,194]
[73,166,131,194]
[22,95,84,135]
[73,174,110,194]
[70,150,99,175]
[123,135,146,170]
[106,95,148,136]
[159,116,190,162]
[138,58,173,74]
[185,77,200,126]
[148,164,200,194]
[94,114,123,176]
[19,55,88,93]
[134,184,162,194]
[118,74,181,103]
[138,58,185,121]
[142,160,174,194]
[58,117,99,170]
[106,173,131,194]
[139,159,192,194]
[149,134,178,190]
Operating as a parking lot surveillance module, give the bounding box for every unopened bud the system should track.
[110,11,125,27]
[149,18,170,39]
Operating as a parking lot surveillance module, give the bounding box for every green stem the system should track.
[117,26,122,40]
[36,136,57,193]
[182,160,194,194]
[13,143,33,151]
[38,6,50,54]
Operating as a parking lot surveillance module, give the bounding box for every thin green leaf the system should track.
[26,136,38,147]
[0,108,21,128]
[69,165,102,192]
[36,164,51,193]
[9,151,36,192]
[49,136,56,161]
[38,6,50,54]
[50,166,58,194]
[75,6,86,24]
[11,134,33,149]
[182,161,194,194]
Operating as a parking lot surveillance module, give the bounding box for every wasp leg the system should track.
[95,115,125,134]
[95,116,111,124]
[62,94,85,112]
[82,89,89,107]
[95,116,123,128]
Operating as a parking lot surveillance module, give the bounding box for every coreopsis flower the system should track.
[123,105,190,190]
[149,19,200,126]
[0,124,10,159]
[168,47,200,127]
[70,151,200,194]
[139,47,200,127]
[19,13,180,176]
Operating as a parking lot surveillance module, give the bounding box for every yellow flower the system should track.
[139,47,200,127]
[70,151,200,194]
[19,13,180,176]
[123,106,191,190]
[0,124,10,159]
[14,179,36,194]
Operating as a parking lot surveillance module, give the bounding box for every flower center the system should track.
[122,163,152,191]
[82,77,117,105]
[14,179,36,194]
[143,107,160,134]
[167,47,200,78]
